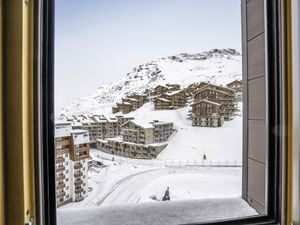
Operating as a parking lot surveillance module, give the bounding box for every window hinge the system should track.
[25,217,34,225]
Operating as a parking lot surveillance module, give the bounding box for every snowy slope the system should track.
[58,48,241,118]
[127,102,243,162]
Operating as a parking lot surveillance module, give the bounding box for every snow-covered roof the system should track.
[163,90,183,96]
[71,129,90,144]
[191,99,221,106]
[151,120,173,126]
[123,102,133,106]
[155,97,171,103]
[122,119,154,129]
[227,79,243,86]
[124,98,139,102]
[194,86,229,96]
[71,129,88,134]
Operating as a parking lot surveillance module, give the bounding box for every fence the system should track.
[92,153,242,168]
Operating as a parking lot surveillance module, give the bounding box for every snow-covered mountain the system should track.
[58,48,241,118]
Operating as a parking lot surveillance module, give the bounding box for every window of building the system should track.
[20,0,292,225]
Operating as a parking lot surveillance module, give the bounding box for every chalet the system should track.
[161,90,187,108]
[185,83,198,96]
[122,97,139,110]
[122,102,133,114]
[166,83,181,92]
[151,85,169,96]
[127,93,148,106]
[191,100,224,127]
[227,80,243,92]
[194,82,236,96]
[153,97,173,110]
[194,87,236,120]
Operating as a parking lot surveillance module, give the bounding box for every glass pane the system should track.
[54,0,261,224]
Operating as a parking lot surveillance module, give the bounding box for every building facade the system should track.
[70,130,90,203]
[67,114,118,144]
[191,100,224,127]
[194,87,236,120]
[226,80,243,92]
[55,123,91,207]
[96,138,167,159]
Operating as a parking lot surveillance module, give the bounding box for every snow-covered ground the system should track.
[128,102,243,163]
[58,198,257,225]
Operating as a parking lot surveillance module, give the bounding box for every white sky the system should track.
[55,0,241,111]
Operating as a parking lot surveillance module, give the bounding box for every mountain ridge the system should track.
[58,48,242,119]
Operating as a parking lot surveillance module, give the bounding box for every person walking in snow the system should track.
[162,187,170,201]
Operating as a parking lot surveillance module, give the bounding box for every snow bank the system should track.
[57,198,257,225]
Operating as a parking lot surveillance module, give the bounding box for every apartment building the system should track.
[153,97,173,110]
[194,86,236,120]
[96,119,173,159]
[112,93,148,114]
[55,123,91,207]
[194,82,236,96]
[55,122,72,207]
[115,114,134,135]
[150,120,173,142]
[154,89,187,110]
[69,130,90,203]
[191,100,224,127]
[151,85,169,96]
[226,80,243,92]
[121,119,155,144]
[96,138,167,159]
[165,83,181,92]
[67,114,118,144]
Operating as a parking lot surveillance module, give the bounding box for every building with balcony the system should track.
[154,89,187,110]
[96,138,167,159]
[70,130,90,203]
[191,100,224,127]
[67,114,118,144]
[55,124,90,207]
[226,80,243,92]
[55,122,72,207]
[193,86,237,120]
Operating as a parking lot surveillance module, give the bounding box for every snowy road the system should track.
[100,169,168,206]
[100,167,242,206]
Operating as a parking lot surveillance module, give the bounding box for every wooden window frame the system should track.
[35,0,290,225]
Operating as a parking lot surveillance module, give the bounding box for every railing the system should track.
[74,172,83,178]
[92,151,242,168]
[56,166,65,173]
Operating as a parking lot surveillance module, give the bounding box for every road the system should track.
[100,168,168,206]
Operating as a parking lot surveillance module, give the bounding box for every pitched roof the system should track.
[191,99,221,106]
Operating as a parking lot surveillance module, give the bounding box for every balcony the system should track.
[75,187,84,194]
[75,196,84,202]
[74,172,83,178]
[56,191,66,198]
[75,179,83,186]
[56,166,65,173]
[56,139,70,147]
[56,157,65,164]
[74,163,83,169]
[57,175,65,181]
[57,183,66,190]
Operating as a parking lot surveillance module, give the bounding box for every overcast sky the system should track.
[55,0,241,111]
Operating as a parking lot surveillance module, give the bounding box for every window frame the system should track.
[35,0,286,224]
